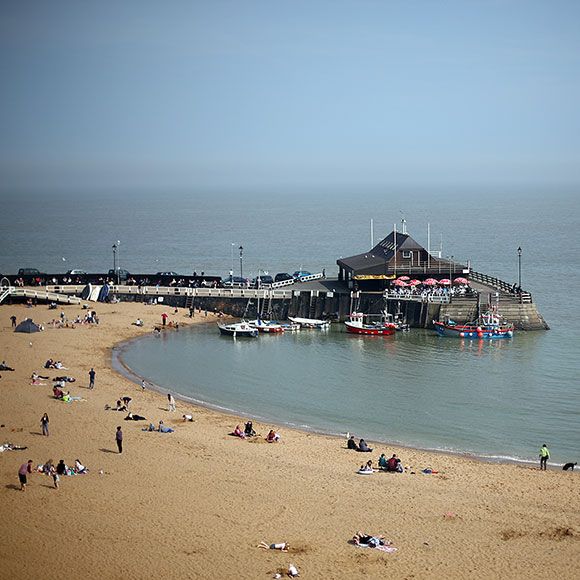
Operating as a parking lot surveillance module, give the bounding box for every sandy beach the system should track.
[0,301,578,579]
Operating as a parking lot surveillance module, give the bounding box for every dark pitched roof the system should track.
[337,231,425,272]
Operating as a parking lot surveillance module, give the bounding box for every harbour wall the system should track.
[112,289,549,330]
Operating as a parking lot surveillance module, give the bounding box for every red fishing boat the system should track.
[344,312,396,336]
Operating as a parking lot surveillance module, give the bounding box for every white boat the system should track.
[217,321,259,338]
[248,319,285,333]
[288,316,330,329]
[280,322,301,332]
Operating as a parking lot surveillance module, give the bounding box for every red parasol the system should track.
[439,278,451,285]
[397,276,410,281]
[393,279,408,287]
[453,277,469,285]
[423,278,438,286]
[407,279,421,286]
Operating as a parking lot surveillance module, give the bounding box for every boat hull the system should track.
[288,317,330,329]
[217,323,259,338]
[433,321,513,339]
[345,321,396,336]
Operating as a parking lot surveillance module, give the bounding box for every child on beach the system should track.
[258,541,289,552]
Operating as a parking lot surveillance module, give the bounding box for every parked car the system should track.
[253,275,274,287]
[108,268,131,281]
[222,276,250,288]
[18,268,43,277]
[66,269,86,275]
[274,272,293,283]
[155,271,179,276]
[293,270,312,280]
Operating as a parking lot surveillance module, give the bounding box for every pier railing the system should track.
[383,290,450,304]
[469,270,533,304]
[0,286,81,305]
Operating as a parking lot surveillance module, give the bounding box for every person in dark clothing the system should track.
[358,439,372,452]
[244,421,256,437]
[116,426,123,453]
[10,315,17,327]
[88,368,96,389]
[347,436,359,450]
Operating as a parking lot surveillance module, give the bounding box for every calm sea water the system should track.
[2,189,579,463]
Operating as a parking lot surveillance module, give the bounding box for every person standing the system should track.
[18,460,33,491]
[116,426,123,454]
[167,393,176,412]
[88,368,95,390]
[539,444,550,470]
[161,312,168,327]
[40,413,49,436]
[10,315,17,327]
[141,379,147,391]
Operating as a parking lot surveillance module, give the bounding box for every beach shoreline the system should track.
[1,301,578,579]
[112,322,558,471]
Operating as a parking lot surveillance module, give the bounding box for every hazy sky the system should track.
[1,0,579,193]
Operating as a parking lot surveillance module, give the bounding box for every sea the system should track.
[1,187,579,465]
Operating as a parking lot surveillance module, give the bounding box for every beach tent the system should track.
[14,318,41,333]
[97,284,110,302]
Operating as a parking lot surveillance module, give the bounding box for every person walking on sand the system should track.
[161,312,168,327]
[116,426,123,454]
[167,393,176,412]
[89,368,96,390]
[10,315,17,327]
[539,444,550,470]
[40,413,49,436]
[18,460,33,491]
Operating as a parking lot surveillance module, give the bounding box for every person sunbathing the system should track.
[378,454,388,470]
[0,361,15,371]
[53,386,65,399]
[244,421,256,437]
[233,425,246,438]
[74,459,88,473]
[158,420,174,433]
[258,541,289,552]
[352,532,387,547]
[182,414,194,422]
[124,413,147,421]
[266,429,280,443]
[358,439,373,452]
[359,460,373,473]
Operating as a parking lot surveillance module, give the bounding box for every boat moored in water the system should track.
[248,319,285,333]
[217,321,259,338]
[344,312,396,336]
[433,312,514,339]
[288,316,330,329]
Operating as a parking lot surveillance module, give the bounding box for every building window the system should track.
[402,251,412,259]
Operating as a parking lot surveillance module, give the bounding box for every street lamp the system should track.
[448,255,454,282]
[112,243,117,282]
[239,245,243,279]
[230,243,235,282]
[112,240,120,285]
[517,246,522,290]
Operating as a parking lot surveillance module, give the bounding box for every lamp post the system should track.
[448,255,454,283]
[112,240,120,285]
[112,243,117,283]
[517,246,522,290]
[239,245,243,279]
[230,243,235,282]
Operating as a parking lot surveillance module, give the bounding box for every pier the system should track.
[0,227,549,330]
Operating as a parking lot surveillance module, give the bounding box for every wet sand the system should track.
[0,302,578,579]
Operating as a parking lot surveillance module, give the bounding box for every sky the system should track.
[1,0,579,194]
